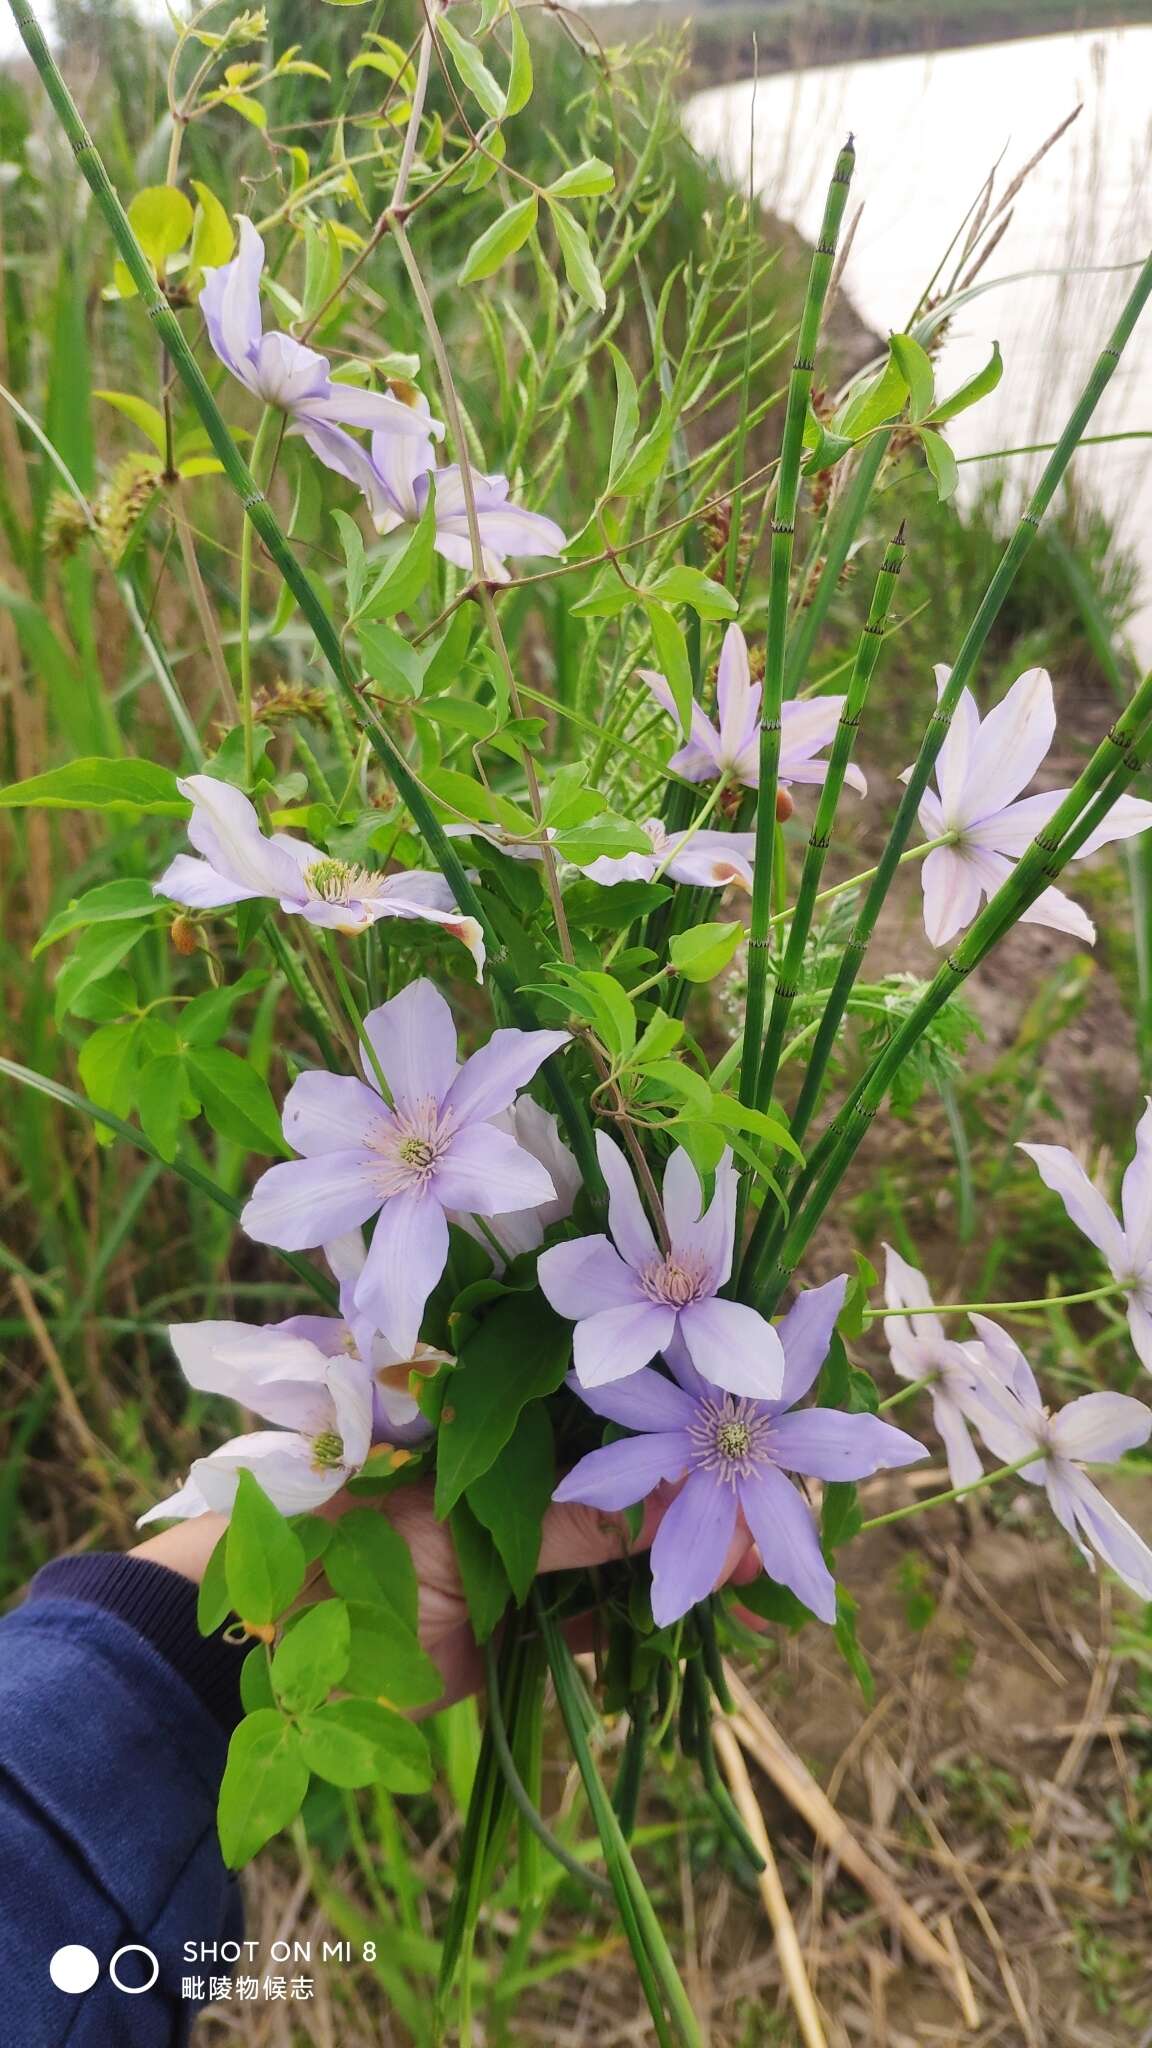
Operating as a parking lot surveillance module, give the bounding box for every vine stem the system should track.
[5,0,602,1199]
[866,1281,1123,1320]
[859,1455,1037,1533]
[239,406,275,785]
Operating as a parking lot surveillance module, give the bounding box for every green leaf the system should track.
[836,350,909,439]
[833,1588,874,1703]
[450,1499,511,1642]
[504,8,533,116]
[93,389,168,455]
[188,1047,285,1155]
[611,402,673,496]
[322,1509,418,1631]
[920,428,959,502]
[563,879,669,932]
[606,344,640,484]
[575,968,635,1061]
[549,200,605,313]
[298,1700,432,1792]
[707,1091,804,1161]
[55,921,150,1021]
[547,157,614,198]
[239,1647,276,1713]
[467,1402,553,1602]
[434,1293,572,1516]
[136,1052,192,1161]
[35,878,158,956]
[78,1019,142,1119]
[669,919,743,983]
[643,600,693,740]
[645,566,738,620]
[888,332,935,422]
[218,1710,309,1867]
[271,1599,351,1713]
[0,758,186,814]
[225,1470,307,1627]
[358,490,438,618]
[115,184,193,296]
[188,179,235,277]
[437,13,505,118]
[333,506,366,613]
[359,619,430,698]
[343,1602,442,1709]
[458,195,538,286]
[197,1531,232,1635]
[930,340,1002,424]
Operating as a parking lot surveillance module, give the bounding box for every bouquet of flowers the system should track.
[7,1,1152,2036]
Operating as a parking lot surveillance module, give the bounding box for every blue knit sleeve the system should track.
[0,1557,247,2046]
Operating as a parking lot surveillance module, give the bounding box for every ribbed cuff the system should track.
[27,1554,248,1733]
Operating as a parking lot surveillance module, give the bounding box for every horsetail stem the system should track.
[6,0,603,1196]
[739,137,856,1114]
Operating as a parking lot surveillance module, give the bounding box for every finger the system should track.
[537,1494,665,1575]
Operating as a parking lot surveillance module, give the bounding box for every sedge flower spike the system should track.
[964,1317,1152,1601]
[554,1276,924,1624]
[882,1245,1014,1488]
[1020,1100,1152,1369]
[365,393,567,584]
[200,219,440,486]
[155,775,485,978]
[537,1134,787,1399]
[579,816,758,891]
[242,978,569,1354]
[640,622,867,795]
[909,665,1152,947]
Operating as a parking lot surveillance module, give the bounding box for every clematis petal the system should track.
[716,625,757,763]
[665,830,756,891]
[282,1072,394,1156]
[969,788,1064,857]
[441,493,568,568]
[154,853,260,909]
[650,1469,739,1626]
[553,1430,693,1513]
[355,1190,449,1358]
[443,1025,569,1127]
[778,695,842,775]
[775,1275,849,1406]
[1127,1296,1152,1372]
[920,844,984,947]
[963,667,1055,820]
[1064,1467,1152,1600]
[1049,1391,1152,1464]
[930,1388,986,1489]
[1073,793,1152,859]
[199,215,265,379]
[304,382,441,439]
[1018,881,1096,944]
[1017,1141,1129,1275]
[678,1297,785,1400]
[140,1430,343,1522]
[737,1465,836,1623]
[769,1408,925,1480]
[361,978,459,1111]
[167,1320,330,1431]
[242,1153,384,1251]
[595,1130,659,1268]
[637,668,723,772]
[662,1145,736,1284]
[326,1351,375,1470]
[1121,1099,1152,1272]
[933,669,980,818]
[433,1123,556,1215]
[368,415,435,523]
[178,774,303,901]
[568,1367,699,1433]
[967,1315,1044,1410]
[537,1235,645,1318]
[579,848,659,885]
[882,1244,945,1380]
[573,1302,677,1387]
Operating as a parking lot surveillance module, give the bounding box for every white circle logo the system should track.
[49,1946,100,1995]
[109,1945,160,1995]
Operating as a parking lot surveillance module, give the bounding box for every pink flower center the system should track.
[640,1249,710,1308]
[688,1395,773,1484]
[374,1097,454,1194]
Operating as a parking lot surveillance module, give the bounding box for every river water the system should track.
[685,27,1152,657]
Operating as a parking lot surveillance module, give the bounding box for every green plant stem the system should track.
[6,0,600,1200]
[741,137,855,1115]
[238,406,275,786]
[785,432,892,696]
[777,246,1152,1180]
[877,1376,933,1411]
[859,1455,1037,1533]
[753,526,906,1121]
[868,1281,1123,1320]
[322,934,391,1095]
[482,1637,613,1899]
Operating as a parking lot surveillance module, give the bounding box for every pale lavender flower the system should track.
[138,1317,376,1521]
[962,1316,1152,1601]
[155,775,485,979]
[452,1097,581,1266]
[909,665,1152,947]
[554,1275,924,1624]
[537,1134,786,1399]
[200,219,439,490]
[578,816,757,891]
[640,623,866,796]
[882,1245,1011,1488]
[322,1230,450,1440]
[242,978,568,1354]
[1020,1100,1152,1370]
[365,392,566,583]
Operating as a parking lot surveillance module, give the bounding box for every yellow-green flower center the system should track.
[311,1429,345,1470]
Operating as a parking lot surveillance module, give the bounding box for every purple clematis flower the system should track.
[554,1275,924,1624]
[537,1134,786,1399]
[640,622,866,796]
[138,1317,376,1521]
[1020,1100,1152,1371]
[578,816,757,891]
[364,393,566,584]
[201,218,440,483]
[882,1244,1012,1488]
[452,1097,581,1267]
[908,665,1152,947]
[242,978,569,1354]
[155,774,485,979]
[322,1231,450,1440]
[962,1316,1152,1601]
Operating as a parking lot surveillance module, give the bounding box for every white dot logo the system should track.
[49,1946,100,1995]
[109,1945,160,1995]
